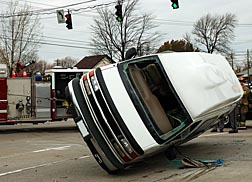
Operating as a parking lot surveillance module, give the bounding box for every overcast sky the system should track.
[1,0,252,64]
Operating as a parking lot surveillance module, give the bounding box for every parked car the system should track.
[66,52,243,173]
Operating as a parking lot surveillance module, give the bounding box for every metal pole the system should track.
[247,49,250,85]
[119,1,124,61]
[231,52,234,70]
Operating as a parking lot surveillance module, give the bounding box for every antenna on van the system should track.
[125,47,137,60]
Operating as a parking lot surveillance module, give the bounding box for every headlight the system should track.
[83,74,91,95]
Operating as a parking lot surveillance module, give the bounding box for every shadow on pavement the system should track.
[0,124,78,134]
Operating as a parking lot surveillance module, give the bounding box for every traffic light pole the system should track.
[247,49,250,85]
[118,1,123,61]
[120,20,124,61]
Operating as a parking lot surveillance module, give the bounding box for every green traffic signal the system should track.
[172,3,178,9]
[116,16,123,22]
[115,4,123,22]
[171,0,179,9]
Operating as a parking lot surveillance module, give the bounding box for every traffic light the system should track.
[115,4,123,22]
[65,13,73,29]
[171,0,179,9]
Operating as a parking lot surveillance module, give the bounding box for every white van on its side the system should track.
[66,52,243,173]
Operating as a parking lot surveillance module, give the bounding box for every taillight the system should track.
[120,138,138,159]
[113,142,131,162]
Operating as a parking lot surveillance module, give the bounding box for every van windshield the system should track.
[119,56,191,143]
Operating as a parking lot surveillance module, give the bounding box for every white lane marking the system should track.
[199,132,226,137]
[0,145,72,159]
[79,156,90,159]
[32,143,82,147]
[32,146,71,153]
[0,156,90,177]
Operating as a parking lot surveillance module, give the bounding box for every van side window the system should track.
[127,61,188,140]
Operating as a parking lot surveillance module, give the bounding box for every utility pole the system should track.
[247,49,250,85]
[230,52,234,70]
[116,0,124,61]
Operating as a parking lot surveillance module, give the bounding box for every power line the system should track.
[27,0,97,13]
[0,0,97,17]
[234,39,252,45]
[38,49,86,57]
[0,0,116,18]
[2,1,251,29]
[0,1,251,57]
[154,18,252,28]
[42,35,91,45]
[0,35,94,50]
[17,0,59,8]
[38,41,93,50]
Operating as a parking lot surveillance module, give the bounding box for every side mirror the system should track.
[125,47,137,60]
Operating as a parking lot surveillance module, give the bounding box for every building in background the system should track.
[74,55,114,69]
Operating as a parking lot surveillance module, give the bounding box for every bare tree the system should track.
[0,0,42,73]
[54,56,78,68]
[90,0,161,61]
[192,13,237,54]
[28,60,48,75]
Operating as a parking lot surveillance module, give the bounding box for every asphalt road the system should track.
[1,120,252,182]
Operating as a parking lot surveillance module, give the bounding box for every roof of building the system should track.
[74,55,113,69]
[236,68,252,76]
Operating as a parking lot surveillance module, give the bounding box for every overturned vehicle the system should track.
[66,52,243,173]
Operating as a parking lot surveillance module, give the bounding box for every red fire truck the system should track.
[0,64,90,124]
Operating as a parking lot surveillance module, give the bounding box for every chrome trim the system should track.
[79,74,125,163]
[89,77,132,160]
